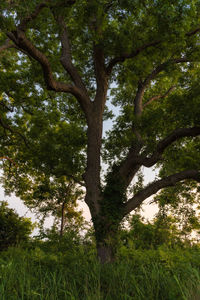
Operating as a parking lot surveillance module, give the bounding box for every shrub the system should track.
[0,201,34,250]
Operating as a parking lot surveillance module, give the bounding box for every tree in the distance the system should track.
[0,201,33,250]
[0,0,200,262]
[0,91,85,236]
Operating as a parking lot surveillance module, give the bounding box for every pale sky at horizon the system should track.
[0,167,159,235]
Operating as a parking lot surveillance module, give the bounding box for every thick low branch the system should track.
[124,169,200,215]
[139,127,200,167]
[118,126,200,189]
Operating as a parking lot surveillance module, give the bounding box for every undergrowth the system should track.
[0,242,200,300]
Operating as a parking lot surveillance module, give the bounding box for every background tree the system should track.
[121,209,200,251]
[0,55,86,234]
[0,0,200,263]
[0,201,33,250]
[0,93,86,235]
[3,174,84,237]
[154,182,200,241]
[120,213,182,250]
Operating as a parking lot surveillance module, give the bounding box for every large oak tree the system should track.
[0,0,200,262]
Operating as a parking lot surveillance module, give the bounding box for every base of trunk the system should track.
[97,245,114,264]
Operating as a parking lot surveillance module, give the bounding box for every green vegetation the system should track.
[0,213,200,299]
[0,201,34,251]
[0,241,200,300]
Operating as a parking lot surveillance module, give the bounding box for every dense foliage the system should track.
[0,201,33,250]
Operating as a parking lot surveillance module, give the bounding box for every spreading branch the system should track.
[106,41,160,75]
[139,126,200,167]
[4,1,91,117]
[143,86,176,108]
[120,58,192,180]
[143,58,189,87]
[118,126,200,189]
[106,24,200,76]
[18,0,76,31]
[124,169,200,215]
[53,14,90,102]
[186,27,200,37]
[0,156,16,166]
[7,30,90,116]
[133,57,190,116]
[0,115,29,147]
[18,2,49,31]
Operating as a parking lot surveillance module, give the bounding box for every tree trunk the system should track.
[97,244,114,264]
[60,201,65,237]
[93,215,121,263]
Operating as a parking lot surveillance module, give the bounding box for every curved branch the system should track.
[53,14,90,101]
[106,24,200,76]
[18,0,76,31]
[143,86,176,108]
[106,41,160,75]
[18,2,49,31]
[7,30,91,116]
[117,126,200,189]
[186,27,200,37]
[5,1,92,117]
[0,156,16,166]
[123,169,200,215]
[133,57,189,116]
[7,31,73,93]
[140,127,200,167]
[0,116,29,147]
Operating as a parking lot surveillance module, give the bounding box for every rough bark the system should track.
[84,114,103,217]
[94,215,121,263]
[97,245,114,264]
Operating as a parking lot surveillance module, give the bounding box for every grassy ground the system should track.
[0,244,200,300]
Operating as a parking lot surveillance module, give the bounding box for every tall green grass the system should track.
[0,245,199,299]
